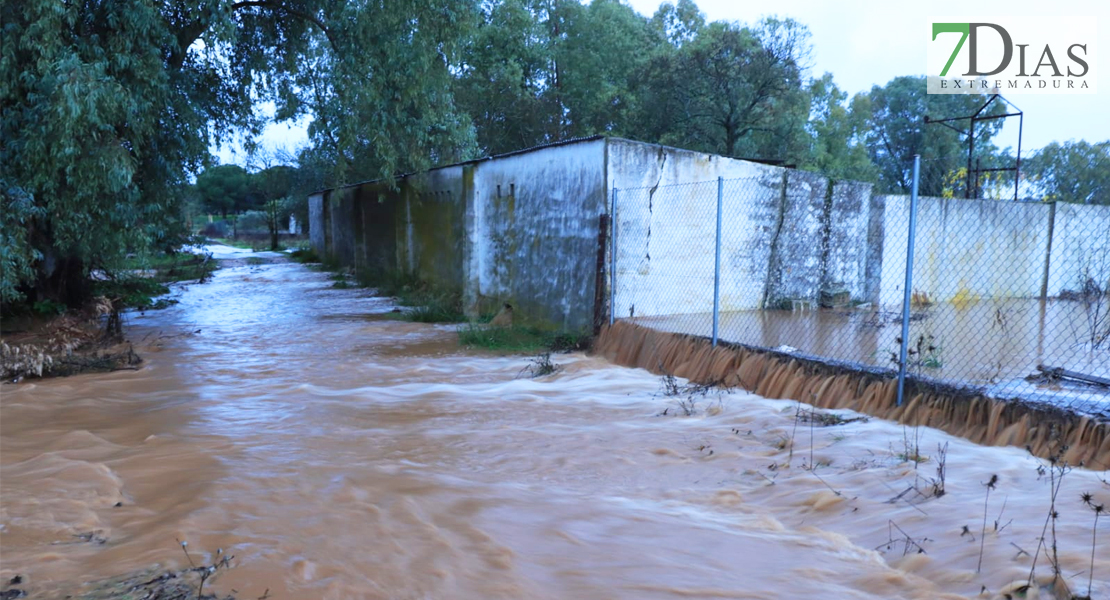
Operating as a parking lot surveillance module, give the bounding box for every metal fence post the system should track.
[897,156,922,407]
[610,188,618,326]
[713,177,723,346]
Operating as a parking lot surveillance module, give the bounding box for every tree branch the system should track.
[231,1,339,51]
[169,1,339,70]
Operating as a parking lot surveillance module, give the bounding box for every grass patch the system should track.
[457,324,590,353]
[405,294,466,323]
[289,245,320,263]
[329,272,354,289]
[353,269,466,323]
[211,237,253,250]
[93,277,173,310]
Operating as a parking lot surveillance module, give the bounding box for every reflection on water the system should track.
[635,299,1109,403]
[1,263,1107,600]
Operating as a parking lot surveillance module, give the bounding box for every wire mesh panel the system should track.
[612,180,720,338]
[714,175,906,369]
[894,158,1110,414]
[610,163,1110,419]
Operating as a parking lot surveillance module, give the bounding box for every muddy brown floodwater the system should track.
[2,262,1108,600]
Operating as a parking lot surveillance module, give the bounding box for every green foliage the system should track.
[649,18,813,162]
[93,276,171,310]
[236,210,271,234]
[404,295,466,323]
[863,76,1006,195]
[2,0,480,310]
[355,269,466,322]
[457,323,590,353]
[194,165,255,216]
[1025,141,1110,205]
[803,74,878,182]
[0,183,44,304]
[32,299,67,316]
[289,245,320,263]
[650,0,705,47]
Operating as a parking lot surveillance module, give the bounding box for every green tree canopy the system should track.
[1,0,480,305]
[194,165,254,216]
[1025,141,1109,205]
[803,73,877,182]
[863,76,1007,195]
[636,17,813,162]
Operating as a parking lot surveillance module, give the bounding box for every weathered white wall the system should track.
[1047,202,1110,296]
[469,139,607,329]
[824,181,876,302]
[607,139,785,318]
[306,135,1110,332]
[878,196,1052,307]
[764,170,829,308]
[398,166,468,291]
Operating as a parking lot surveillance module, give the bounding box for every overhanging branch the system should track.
[230,1,339,51]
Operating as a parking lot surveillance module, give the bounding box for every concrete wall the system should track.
[764,170,829,308]
[308,193,327,257]
[878,196,1052,307]
[399,167,469,291]
[306,138,608,331]
[1047,202,1110,296]
[607,139,785,318]
[307,135,1110,330]
[608,140,881,318]
[327,188,359,267]
[824,181,876,303]
[470,139,607,329]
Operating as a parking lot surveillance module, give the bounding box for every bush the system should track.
[405,293,466,323]
[289,245,319,263]
[235,210,269,234]
[199,220,229,238]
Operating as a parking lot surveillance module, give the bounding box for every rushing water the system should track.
[1,261,1107,600]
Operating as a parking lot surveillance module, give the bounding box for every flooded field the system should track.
[1,262,1108,599]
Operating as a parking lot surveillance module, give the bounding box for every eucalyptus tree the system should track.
[636,17,813,163]
[863,75,1006,195]
[1025,141,1109,205]
[1,0,478,305]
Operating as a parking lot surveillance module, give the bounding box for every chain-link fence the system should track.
[610,159,1110,417]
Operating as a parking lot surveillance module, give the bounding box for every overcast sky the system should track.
[216,0,1108,165]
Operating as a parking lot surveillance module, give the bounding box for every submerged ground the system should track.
[1,260,1107,599]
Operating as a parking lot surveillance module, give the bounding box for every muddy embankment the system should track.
[1,302,140,382]
[595,320,1110,469]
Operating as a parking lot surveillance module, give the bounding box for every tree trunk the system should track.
[39,255,90,309]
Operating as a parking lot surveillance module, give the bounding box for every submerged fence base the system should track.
[594,321,1110,469]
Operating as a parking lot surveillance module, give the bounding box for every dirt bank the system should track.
[1,304,141,382]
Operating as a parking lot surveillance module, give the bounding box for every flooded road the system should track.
[2,262,1107,599]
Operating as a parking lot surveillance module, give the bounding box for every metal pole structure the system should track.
[966,119,975,199]
[609,188,618,326]
[1015,112,1024,201]
[712,177,723,346]
[897,155,922,407]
